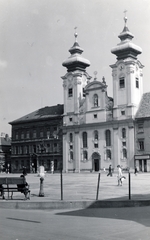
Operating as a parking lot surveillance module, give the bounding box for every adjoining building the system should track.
[9,104,63,173]
[62,16,144,172]
[0,133,11,173]
[134,93,150,172]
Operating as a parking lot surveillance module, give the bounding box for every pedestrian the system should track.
[134,165,138,176]
[107,164,112,177]
[17,171,30,199]
[117,165,123,186]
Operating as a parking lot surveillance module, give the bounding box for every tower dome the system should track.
[111,15,142,60]
[62,30,90,72]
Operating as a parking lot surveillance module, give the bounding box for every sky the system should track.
[0,0,150,136]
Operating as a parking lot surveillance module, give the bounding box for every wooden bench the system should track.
[0,177,30,200]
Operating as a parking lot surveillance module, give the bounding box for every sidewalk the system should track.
[0,171,150,209]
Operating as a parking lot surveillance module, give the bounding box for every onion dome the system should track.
[111,14,142,60]
[62,30,90,72]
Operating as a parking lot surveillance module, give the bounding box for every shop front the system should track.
[134,154,150,172]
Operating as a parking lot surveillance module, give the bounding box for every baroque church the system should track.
[61,16,144,173]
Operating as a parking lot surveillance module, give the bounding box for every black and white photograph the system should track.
[0,0,150,239]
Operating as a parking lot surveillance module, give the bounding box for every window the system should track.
[122,128,126,139]
[47,130,50,139]
[45,144,49,153]
[93,94,98,107]
[69,133,73,143]
[33,130,36,138]
[16,132,18,140]
[106,149,111,159]
[83,150,88,160]
[138,139,144,150]
[40,131,44,138]
[119,77,125,88]
[121,110,125,116]
[94,130,98,148]
[83,88,85,97]
[105,130,111,146]
[16,146,18,155]
[69,117,72,122]
[26,131,30,139]
[21,132,24,139]
[94,143,98,148]
[136,78,139,88]
[122,142,126,147]
[137,123,144,133]
[123,149,127,158]
[82,132,87,148]
[68,88,73,97]
[70,151,73,160]
[94,130,98,140]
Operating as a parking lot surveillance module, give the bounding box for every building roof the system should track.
[135,92,150,119]
[9,104,64,125]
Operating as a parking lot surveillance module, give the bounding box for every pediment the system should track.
[85,80,107,91]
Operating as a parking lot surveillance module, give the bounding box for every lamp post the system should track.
[38,141,46,197]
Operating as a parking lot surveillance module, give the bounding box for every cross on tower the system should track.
[74,27,78,42]
[124,10,128,26]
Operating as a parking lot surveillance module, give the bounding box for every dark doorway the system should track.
[94,159,99,171]
[139,160,142,171]
[144,160,147,172]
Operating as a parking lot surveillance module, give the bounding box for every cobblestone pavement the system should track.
[0,171,150,201]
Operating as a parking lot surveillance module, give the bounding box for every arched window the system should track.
[94,130,98,148]
[122,128,126,139]
[68,86,73,97]
[93,94,98,107]
[83,150,88,160]
[82,132,87,148]
[123,149,127,158]
[94,130,98,140]
[70,151,73,161]
[105,130,111,146]
[69,133,73,143]
[106,149,111,159]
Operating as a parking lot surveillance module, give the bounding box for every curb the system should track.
[0,200,150,210]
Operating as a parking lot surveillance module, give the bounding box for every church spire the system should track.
[111,13,142,60]
[62,28,90,72]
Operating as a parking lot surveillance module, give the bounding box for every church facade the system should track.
[62,17,144,172]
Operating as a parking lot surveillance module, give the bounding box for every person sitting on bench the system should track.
[0,184,5,199]
[17,172,30,199]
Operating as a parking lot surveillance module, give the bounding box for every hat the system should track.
[117,165,120,168]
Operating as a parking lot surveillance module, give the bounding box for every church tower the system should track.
[110,13,144,120]
[62,29,91,172]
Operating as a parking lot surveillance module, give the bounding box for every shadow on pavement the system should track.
[56,206,150,227]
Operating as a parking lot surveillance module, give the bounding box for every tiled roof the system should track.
[9,104,64,124]
[135,92,150,119]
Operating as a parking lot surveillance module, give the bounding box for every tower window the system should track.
[138,139,144,150]
[94,114,97,119]
[119,77,125,88]
[68,88,73,97]
[136,78,139,88]
[83,88,85,97]
[122,128,126,139]
[121,110,125,116]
